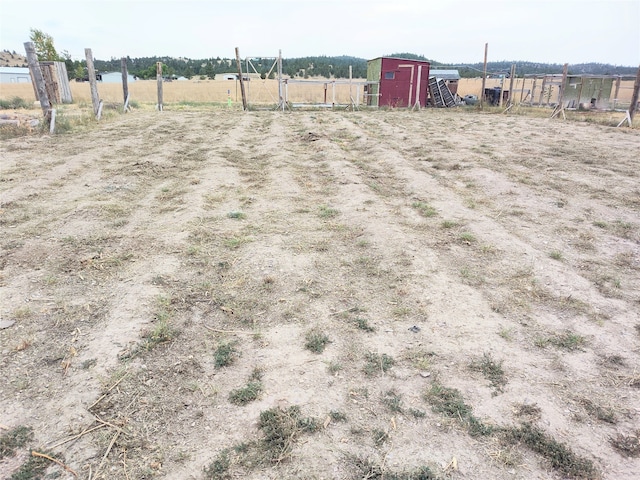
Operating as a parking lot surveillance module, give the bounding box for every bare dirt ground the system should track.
[1,107,639,480]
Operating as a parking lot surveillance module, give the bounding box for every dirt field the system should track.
[1,107,639,480]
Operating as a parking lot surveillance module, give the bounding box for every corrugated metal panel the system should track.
[564,76,613,108]
[366,58,382,107]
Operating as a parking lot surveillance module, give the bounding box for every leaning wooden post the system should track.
[121,57,130,112]
[156,62,163,111]
[349,65,354,110]
[235,47,247,111]
[49,108,56,134]
[332,81,336,108]
[628,64,640,121]
[618,64,640,127]
[480,43,488,108]
[507,64,516,106]
[528,77,538,104]
[24,42,51,121]
[629,67,640,121]
[538,76,548,105]
[277,49,284,111]
[613,76,622,109]
[85,48,101,118]
[551,63,568,119]
[412,65,423,110]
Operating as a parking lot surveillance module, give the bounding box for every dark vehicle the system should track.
[75,72,102,82]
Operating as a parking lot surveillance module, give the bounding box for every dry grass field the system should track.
[0,77,635,108]
[1,104,640,480]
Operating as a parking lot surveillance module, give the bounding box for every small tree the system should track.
[29,28,60,61]
[60,50,74,79]
[205,62,215,80]
[74,64,85,80]
[135,63,173,80]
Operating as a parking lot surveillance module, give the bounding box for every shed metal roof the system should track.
[430,69,460,80]
[367,56,430,64]
[0,67,31,74]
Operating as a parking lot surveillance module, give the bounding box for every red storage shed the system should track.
[366,57,430,108]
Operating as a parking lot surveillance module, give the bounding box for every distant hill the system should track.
[0,50,28,68]
[383,53,637,77]
[452,61,637,77]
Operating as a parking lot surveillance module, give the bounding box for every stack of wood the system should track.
[0,112,40,129]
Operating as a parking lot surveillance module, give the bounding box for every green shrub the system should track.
[0,96,30,109]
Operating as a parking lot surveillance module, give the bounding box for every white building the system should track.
[100,72,137,83]
[0,67,31,84]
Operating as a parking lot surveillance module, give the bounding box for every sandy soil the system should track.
[1,107,639,480]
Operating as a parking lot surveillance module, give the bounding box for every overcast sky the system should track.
[1,0,638,66]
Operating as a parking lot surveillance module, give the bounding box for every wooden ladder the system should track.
[428,77,456,108]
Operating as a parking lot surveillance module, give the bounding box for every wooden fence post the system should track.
[551,64,569,119]
[507,64,516,106]
[85,48,101,118]
[156,62,163,111]
[235,47,247,111]
[349,65,356,110]
[24,42,51,121]
[628,64,640,122]
[121,57,130,112]
[618,64,640,127]
[278,49,284,111]
[480,43,488,108]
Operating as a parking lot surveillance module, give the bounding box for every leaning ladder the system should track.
[428,77,456,108]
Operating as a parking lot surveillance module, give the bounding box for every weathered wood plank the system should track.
[235,47,247,111]
[121,57,129,110]
[54,62,73,103]
[24,41,51,119]
[85,48,101,117]
[156,62,163,111]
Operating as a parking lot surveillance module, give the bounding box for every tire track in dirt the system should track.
[165,112,484,477]
[3,110,638,480]
[78,112,259,374]
[349,114,638,326]
[283,110,637,478]
[371,112,640,361]
[344,111,637,472]
[348,111,638,319]
[124,113,350,479]
[1,112,271,470]
[278,112,521,478]
[139,113,396,479]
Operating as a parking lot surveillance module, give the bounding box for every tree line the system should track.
[91,55,371,80]
[91,55,638,80]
